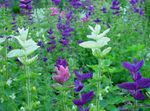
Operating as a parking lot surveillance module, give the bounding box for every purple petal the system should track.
[129,90,145,100]
[81,91,94,104]
[73,99,83,106]
[122,62,134,72]
[137,78,150,88]
[135,60,144,71]
[82,72,93,80]
[118,82,137,90]
[132,72,142,81]
[74,80,84,92]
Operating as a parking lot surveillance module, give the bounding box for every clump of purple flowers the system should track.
[129,0,145,16]
[47,29,56,53]
[57,12,74,48]
[19,0,33,23]
[118,59,150,100]
[73,69,94,111]
[111,0,120,15]
[11,14,17,31]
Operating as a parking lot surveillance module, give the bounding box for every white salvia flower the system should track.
[9,93,16,100]
[6,78,12,86]
[20,106,26,111]
[7,28,39,64]
[17,28,29,42]
[79,24,110,49]
[104,86,110,93]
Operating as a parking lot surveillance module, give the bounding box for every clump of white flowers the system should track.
[7,28,39,65]
[79,24,111,58]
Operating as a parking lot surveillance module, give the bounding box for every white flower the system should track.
[6,78,12,86]
[79,24,110,49]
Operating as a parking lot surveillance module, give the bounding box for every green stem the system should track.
[25,61,31,111]
[96,59,101,110]
[134,100,137,111]
[62,91,67,111]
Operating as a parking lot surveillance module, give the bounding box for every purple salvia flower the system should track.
[111,0,120,15]
[101,7,107,13]
[55,57,68,68]
[70,0,82,9]
[51,0,61,5]
[73,91,94,106]
[74,80,84,92]
[118,59,150,100]
[74,70,93,81]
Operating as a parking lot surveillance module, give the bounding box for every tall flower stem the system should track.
[96,59,102,110]
[25,57,31,110]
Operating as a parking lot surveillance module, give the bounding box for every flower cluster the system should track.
[47,29,56,53]
[11,14,17,31]
[52,57,69,84]
[19,0,33,23]
[118,59,150,100]
[57,12,74,47]
[73,70,94,111]
[79,24,111,58]
[111,0,120,15]
[7,28,39,65]
[129,0,144,16]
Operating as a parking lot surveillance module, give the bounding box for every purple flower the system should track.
[74,80,84,92]
[129,0,138,6]
[55,57,68,68]
[37,40,44,48]
[47,29,56,52]
[51,0,61,5]
[111,0,120,15]
[73,91,94,106]
[118,59,150,100]
[74,70,93,81]
[101,7,107,13]
[122,59,144,79]
[70,0,82,9]
[43,57,48,62]
[74,70,93,92]
[93,18,101,23]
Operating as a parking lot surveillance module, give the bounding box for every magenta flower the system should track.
[52,65,70,84]
[50,7,59,16]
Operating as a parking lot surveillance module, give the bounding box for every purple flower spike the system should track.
[118,59,150,100]
[73,91,94,106]
[74,80,84,92]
